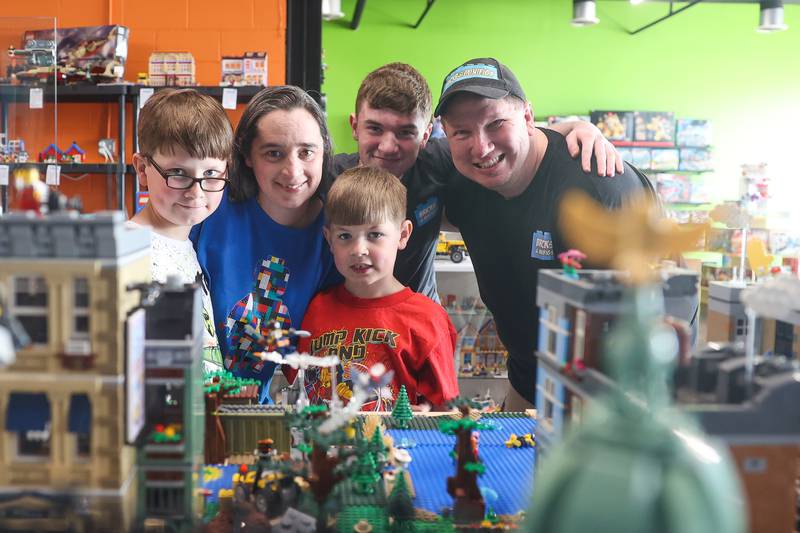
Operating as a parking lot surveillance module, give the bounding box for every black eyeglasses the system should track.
[146,156,229,192]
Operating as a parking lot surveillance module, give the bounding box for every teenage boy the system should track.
[130,88,233,373]
[436,58,656,410]
[334,62,623,301]
[295,166,458,411]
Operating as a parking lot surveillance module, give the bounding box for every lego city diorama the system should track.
[1,181,800,530]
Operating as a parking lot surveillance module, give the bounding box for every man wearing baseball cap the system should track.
[438,57,657,410]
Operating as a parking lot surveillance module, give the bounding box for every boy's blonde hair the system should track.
[138,88,233,161]
[355,62,432,123]
[325,166,407,227]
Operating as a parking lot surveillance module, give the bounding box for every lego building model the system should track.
[0,135,29,163]
[148,52,196,87]
[682,276,800,533]
[525,190,746,533]
[135,278,206,531]
[533,267,699,455]
[0,211,150,531]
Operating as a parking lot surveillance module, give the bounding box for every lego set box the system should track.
[13,24,129,83]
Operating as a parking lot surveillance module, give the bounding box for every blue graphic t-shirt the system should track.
[191,192,337,401]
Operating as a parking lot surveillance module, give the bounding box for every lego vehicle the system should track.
[436,232,468,263]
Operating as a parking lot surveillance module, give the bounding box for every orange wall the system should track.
[3,0,286,213]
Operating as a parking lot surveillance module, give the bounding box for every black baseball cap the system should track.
[434,57,527,117]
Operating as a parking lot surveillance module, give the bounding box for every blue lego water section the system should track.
[202,464,241,504]
[387,416,537,516]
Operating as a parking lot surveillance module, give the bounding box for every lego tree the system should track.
[351,447,381,495]
[369,424,388,465]
[203,370,260,464]
[286,405,349,507]
[392,385,413,428]
[388,470,415,531]
[439,398,493,525]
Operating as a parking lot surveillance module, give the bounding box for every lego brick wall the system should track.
[3,0,286,212]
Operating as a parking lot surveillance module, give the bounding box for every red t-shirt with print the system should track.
[288,284,458,410]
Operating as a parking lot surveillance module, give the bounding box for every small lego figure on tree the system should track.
[392,385,413,428]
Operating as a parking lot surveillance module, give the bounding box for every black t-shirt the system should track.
[444,128,654,404]
[332,138,457,301]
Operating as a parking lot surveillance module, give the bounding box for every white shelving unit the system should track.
[435,258,508,405]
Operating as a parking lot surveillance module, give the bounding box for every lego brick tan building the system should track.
[0,211,150,531]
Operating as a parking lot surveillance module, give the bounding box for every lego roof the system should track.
[690,372,800,442]
[537,269,698,314]
[741,276,800,325]
[0,212,150,259]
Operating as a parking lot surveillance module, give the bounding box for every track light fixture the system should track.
[758,0,788,32]
[572,0,600,27]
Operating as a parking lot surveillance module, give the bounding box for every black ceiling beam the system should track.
[629,0,704,35]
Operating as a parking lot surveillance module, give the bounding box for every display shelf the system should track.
[434,257,474,272]
[0,83,128,103]
[128,84,264,103]
[6,162,124,174]
[0,83,129,212]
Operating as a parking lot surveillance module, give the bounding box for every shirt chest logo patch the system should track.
[414,196,440,227]
[531,230,554,260]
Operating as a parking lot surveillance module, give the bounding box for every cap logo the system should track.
[443,63,499,92]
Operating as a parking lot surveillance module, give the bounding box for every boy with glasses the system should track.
[130,88,234,372]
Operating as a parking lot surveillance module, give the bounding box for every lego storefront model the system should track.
[0,211,151,532]
[134,277,207,531]
[149,52,196,87]
[680,276,800,533]
[525,190,746,533]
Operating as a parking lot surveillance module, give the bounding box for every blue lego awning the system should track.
[5,392,50,432]
[68,394,91,434]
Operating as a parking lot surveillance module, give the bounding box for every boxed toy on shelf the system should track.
[630,147,651,169]
[676,118,713,147]
[679,147,713,171]
[633,111,675,146]
[589,110,634,143]
[8,24,129,84]
[656,173,692,203]
[650,148,680,171]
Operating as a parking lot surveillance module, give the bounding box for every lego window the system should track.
[573,309,586,362]
[542,377,556,429]
[145,486,185,517]
[68,393,91,458]
[735,318,748,338]
[145,382,185,442]
[72,278,90,338]
[5,392,51,459]
[12,276,48,344]
[570,394,583,424]
[546,304,558,357]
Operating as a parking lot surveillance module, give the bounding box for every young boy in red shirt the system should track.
[293,166,458,410]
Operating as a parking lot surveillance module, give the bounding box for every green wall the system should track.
[322,0,800,205]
